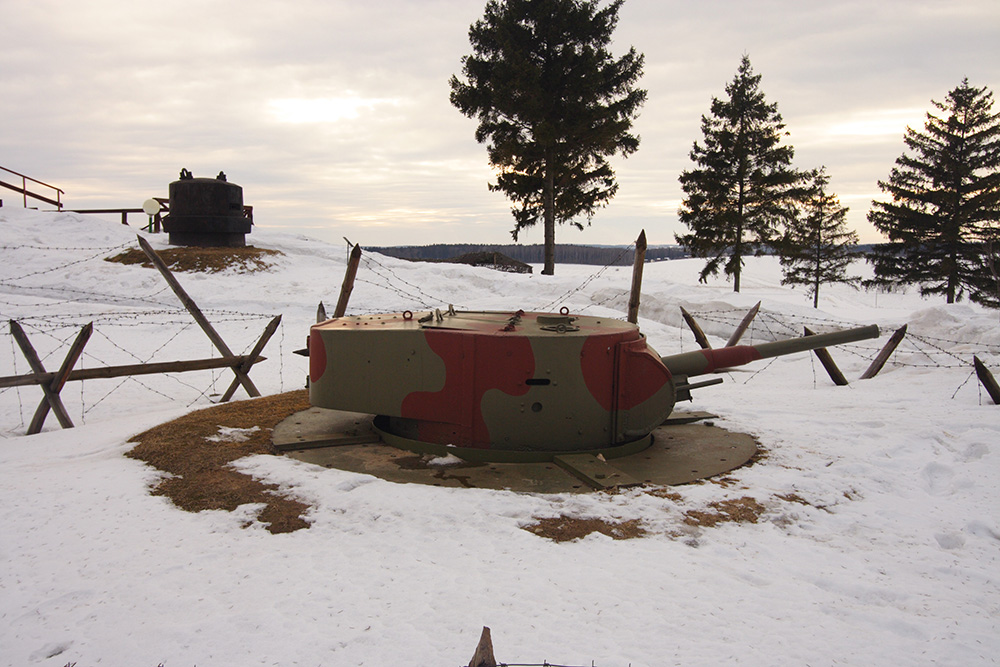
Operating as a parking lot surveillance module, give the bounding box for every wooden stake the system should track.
[860,324,907,379]
[804,326,849,386]
[974,356,1000,405]
[467,627,497,667]
[136,235,260,397]
[316,301,327,323]
[334,244,362,318]
[680,307,712,349]
[725,301,761,347]
[627,230,647,324]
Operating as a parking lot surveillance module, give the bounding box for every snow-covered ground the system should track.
[1,208,998,666]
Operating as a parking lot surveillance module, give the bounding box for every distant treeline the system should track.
[370,243,883,267]
[370,243,691,266]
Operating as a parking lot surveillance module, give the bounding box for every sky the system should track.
[2,0,999,248]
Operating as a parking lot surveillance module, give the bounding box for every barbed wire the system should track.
[671,305,998,400]
[6,332,26,429]
[0,283,180,310]
[278,320,286,393]
[358,253,450,309]
[0,241,134,282]
[1,241,282,431]
[581,288,632,314]
[1,310,278,429]
[0,242,134,252]
[534,245,635,313]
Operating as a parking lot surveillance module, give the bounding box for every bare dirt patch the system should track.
[523,516,647,542]
[644,487,683,502]
[683,496,767,528]
[107,245,282,273]
[126,390,312,533]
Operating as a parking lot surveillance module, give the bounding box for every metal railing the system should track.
[0,165,65,209]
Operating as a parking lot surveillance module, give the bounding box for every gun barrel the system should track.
[662,324,880,378]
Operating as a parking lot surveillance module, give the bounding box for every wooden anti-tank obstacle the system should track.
[8,320,92,434]
[3,236,280,435]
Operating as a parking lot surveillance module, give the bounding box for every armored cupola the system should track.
[161,168,253,247]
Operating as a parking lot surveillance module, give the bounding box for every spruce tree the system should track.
[779,168,860,308]
[867,79,1000,307]
[449,0,646,275]
[677,55,806,292]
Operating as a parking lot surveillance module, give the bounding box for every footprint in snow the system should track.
[920,461,955,495]
[934,532,965,550]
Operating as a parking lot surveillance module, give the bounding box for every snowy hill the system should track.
[1,208,998,666]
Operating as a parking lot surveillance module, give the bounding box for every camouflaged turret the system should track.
[308,308,879,455]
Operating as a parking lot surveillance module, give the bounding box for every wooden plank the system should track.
[725,301,761,347]
[974,356,1000,405]
[627,229,647,324]
[136,235,260,397]
[860,324,907,379]
[804,326,849,386]
[680,306,712,350]
[0,355,265,389]
[553,454,642,490]
[334,244,363,318]
[218,315,281,402]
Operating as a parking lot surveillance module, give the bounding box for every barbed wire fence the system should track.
[670,305,1000,403]
[4,239,998,435]
[287,245,1000,407]
[1,241,283,437]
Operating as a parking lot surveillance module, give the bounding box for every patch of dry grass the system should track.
[107,245,282,273]
[126,390,312,533]
[683,496,768,528]
[523,516,647,542]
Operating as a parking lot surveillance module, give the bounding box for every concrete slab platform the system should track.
[274,408,758,494]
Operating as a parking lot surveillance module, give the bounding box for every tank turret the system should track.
[308,309,879,455]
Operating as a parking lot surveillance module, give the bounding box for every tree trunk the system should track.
[734,179,745,293]
[542,161,556,275]
[733,220,743,293]
[813,230,822,308]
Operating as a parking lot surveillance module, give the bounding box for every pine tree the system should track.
[779,168,860,308]
[449,0,646,275]
[867,79,1000,307]
[676,55,806,292]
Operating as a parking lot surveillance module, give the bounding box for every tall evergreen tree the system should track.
[779,168,860,308]
[449,0,646,275]
[676,55,806,292]
[867,79,1000,307]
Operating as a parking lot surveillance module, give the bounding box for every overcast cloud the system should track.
[2,0,998,247]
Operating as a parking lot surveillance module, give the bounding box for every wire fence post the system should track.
[974,356,1000,404]
[626,230,646,324]
[860,324,907,379]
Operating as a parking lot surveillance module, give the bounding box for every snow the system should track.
[1,207,998,666]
